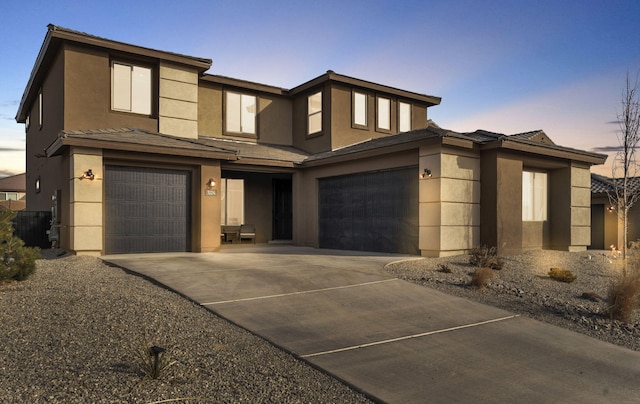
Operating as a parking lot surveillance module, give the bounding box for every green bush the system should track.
[0,210,39,282]
[469,245,503,270]
[548,268,576,283]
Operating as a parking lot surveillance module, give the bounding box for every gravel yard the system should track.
[2,248,639,403]
[386,249,640,352]
[0,252,373,404]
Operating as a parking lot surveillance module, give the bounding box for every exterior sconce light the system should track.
[421,168,432,179]
[607,206,615,213]
[81,169,95,180]
[206,178,216,188]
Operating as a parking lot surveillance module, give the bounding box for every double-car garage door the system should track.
[105,166,190,254]
[319,167,418,255]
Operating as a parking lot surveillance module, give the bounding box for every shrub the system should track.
[606,271,640,322]
[548,268,576,283]
[437,263,452,273]
[469,245,503,270]
[0,210,39,282]
[470,268,495,289]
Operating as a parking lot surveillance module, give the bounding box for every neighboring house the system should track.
[590,173,640,250]
[15,25,606,257]
[0,173,26,211]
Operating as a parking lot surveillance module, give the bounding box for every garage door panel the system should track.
[105,166,190,254]
[319,167,418,254]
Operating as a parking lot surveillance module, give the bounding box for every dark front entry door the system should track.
[590,204,605,250]
[273,178,292,240]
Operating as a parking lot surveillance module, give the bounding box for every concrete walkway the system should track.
[103,245,640,403]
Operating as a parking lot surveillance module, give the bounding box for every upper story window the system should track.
[522,171,547,221]
[399,102,411,132]
[377,96,391,131]
[353,91,368,128]
[308,91,322,135]
[225,91,256,136]
[38,89,43,129]
[112,62,152,115]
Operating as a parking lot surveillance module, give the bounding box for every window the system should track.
[353,91,367,127]
[38,89,43,128]
[308,91,322,135]
[399,102,411,132]
[377,96,391,131]
[225,92,256,135]
[112,62,152,115]
[0,192,19,201]
[220,178,245,225]
[522,171,547,221]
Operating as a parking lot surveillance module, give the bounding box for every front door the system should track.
[272,178,292,240]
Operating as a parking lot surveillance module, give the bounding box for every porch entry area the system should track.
[220,172,293,243]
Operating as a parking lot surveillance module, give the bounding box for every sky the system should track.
[1,0,639,178]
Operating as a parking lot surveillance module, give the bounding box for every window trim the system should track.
[111,61,153,116]
[352,90,369,129]
[224,90,258,138]
[398,101,412,133]
[376,95,392,133]
[522,170,548,221]
[307,90,323,136]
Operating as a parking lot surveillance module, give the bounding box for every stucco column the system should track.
[69,147,103,256]
[196,163,222,252]
[419,146,480,257]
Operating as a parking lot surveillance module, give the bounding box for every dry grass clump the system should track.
[468,245,503,270]
[548,268,576,283]
[470,268,495,289]
[607,270,640,322]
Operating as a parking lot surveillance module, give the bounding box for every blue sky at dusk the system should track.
[1,0,639,177]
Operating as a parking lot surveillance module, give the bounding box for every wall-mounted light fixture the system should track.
[206,178,216,188]
[607,205,615,213]
[420,168,432,179]
[81,169,95,180]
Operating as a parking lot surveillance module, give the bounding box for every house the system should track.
[15,25,607,257]
[590,173,640,250]
[0,173,26,211]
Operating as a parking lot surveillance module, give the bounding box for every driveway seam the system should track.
[300,314,521,358]
[200,278,399,306]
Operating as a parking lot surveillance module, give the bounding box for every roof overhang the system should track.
[480,137,608,166]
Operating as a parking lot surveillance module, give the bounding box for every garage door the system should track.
[105,166,191,254]
[319,167,418,254]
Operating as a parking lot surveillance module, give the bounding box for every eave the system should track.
[480,138,607,165]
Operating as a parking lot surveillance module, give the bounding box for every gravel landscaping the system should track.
[2,248,639,403]
[386,249,640,352]
[0,251,373,404]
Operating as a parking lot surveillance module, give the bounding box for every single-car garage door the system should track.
[105,166,191,254]
[319,167,418,254]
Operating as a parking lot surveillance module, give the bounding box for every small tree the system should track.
[0,210,40,282]
[608,71,640,260]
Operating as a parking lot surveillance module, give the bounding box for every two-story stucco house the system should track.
[15,25,606,256]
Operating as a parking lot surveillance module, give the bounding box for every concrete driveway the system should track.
[103,245,640,403]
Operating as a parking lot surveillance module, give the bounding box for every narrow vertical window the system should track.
[353,91,367,127]
[522,171,547,221]
[399,102,411,132]
[377,96,391,131]
[38,89,43,128]
[112,62,152,115]
[225,92,256,135]
[220,178,245,225]
[308,91,322,135]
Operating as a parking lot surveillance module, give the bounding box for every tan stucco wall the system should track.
[292,86,332,154]
[64,44,159,132]
[69,147,103,256]
[198,82,293,145]
[159,62,198,138]
[419,146,480,257]
[195,163,222,252]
